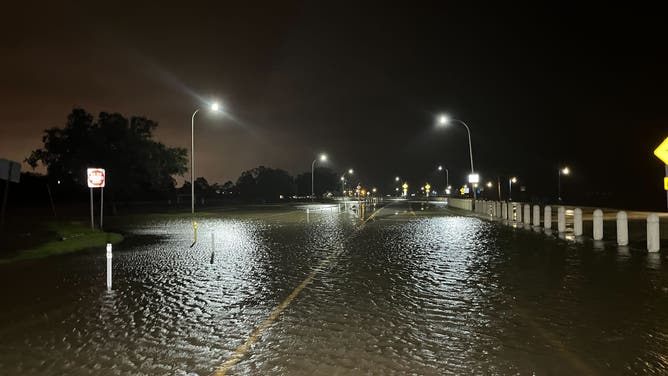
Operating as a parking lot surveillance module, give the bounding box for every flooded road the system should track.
[2,201,668,375]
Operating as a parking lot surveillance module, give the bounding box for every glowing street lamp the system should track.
[437,114,477,204]
[558,166,571,202]
[311,153,327,201]
[508,176,518,201]
[191,101,222,214]
[437,165,449,194]
[341,168,354,197]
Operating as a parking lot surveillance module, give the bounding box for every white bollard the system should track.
[106,243,112,290]
[616,211,628,246]
[557,206,566,233]
[544,206,552,230]
[306,208,310,223]
[574,208,583,236]
[502,202,508,219]
[533,205,540,227]
[647,213,660,252]
[523,204,531,225]
[593,209,603,241]
[515,203,522,222]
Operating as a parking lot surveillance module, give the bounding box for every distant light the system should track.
[562,167,570,175]
[57,180,61,185]
[348,168,354,174]
[395,176,400,182]
[340,176,345,181]
[438,165,443,171]
[511,177,517,183]
[486,181,493,188]
[320,154,327,162]
[468,173,480,184]
[395,187,399,191]
[438,114,450,126]
[211,102,221,112]
[445,188,451,195]
[447,185,452,189]
[372,188,377,193]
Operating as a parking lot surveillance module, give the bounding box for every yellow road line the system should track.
[213,271,317,375]
[213,203,389,375]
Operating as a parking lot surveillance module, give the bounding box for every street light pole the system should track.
[508,177,517,201]
[191,102,221,214]
[558,166,570,202]
[438,166,449,195]
[311,154,327,201]
[438,115,476,204]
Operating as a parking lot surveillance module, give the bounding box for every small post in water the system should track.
[574,208,583,236]
[106,243,112,290]
[306,208,310,223]
[593,209,604,241]
[557,206,566,233]
[617,211,628,246]
[647,213,660,252]
[544,205,552,230]
[210,232,215,264]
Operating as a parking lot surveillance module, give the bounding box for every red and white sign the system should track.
[87,168,106,188]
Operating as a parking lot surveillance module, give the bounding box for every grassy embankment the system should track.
[0,221,123,264]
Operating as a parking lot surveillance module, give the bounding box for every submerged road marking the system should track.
[212,203,389,375]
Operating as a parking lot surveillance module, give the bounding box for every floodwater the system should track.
[1,201,668,375]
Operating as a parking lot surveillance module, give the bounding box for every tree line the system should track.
[26,109,341,204]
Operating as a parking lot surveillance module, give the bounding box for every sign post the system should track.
[87,168,106,230]
[0,159,21,227]
[652,137,668,211]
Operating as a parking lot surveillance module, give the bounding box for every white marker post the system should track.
[106,243,112,290]
[617,211,628,246]
[557,206,566,233]
[523,204,531,225]
[306,208,310,223]
[593,209,604,241]
[544,205,552,230]
[574,208,583,236]
[647,213,660,252]
[533,205,540,228]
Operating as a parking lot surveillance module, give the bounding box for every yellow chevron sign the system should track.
[654,137,668,165]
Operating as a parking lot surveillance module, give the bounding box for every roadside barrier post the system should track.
[516,203,522,223]
[574,208,583,236]
[593,209,603,240]
[106,243,112,290]
[616,211,628,246]
[647,213,660,252]
[558,206,566,233]
[533,205,540,227]
[523,204,531,225]
[544,206,552,230]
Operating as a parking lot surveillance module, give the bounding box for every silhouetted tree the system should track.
[27,109,187,206]
[295,167,338,197]
[235,166,294,202]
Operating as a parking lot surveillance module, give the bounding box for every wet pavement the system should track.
[1,201,668,375]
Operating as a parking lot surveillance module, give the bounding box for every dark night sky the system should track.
[1,2,666,209]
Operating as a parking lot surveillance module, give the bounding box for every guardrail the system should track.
[448,199,664,252]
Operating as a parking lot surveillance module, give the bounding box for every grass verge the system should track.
[0,221,123,264]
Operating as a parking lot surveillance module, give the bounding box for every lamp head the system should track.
[438,114,450,126]
[561,167,570,175]
[211,102,221,112]
[511,177,517,183]
[319,154,327,162]
[348,168,354,174]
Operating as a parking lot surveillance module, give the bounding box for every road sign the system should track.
[468,173,480,184]
[654,137,668,165]
[664,177,668,191]
[87,168,105,188]
[0,159,21,183]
